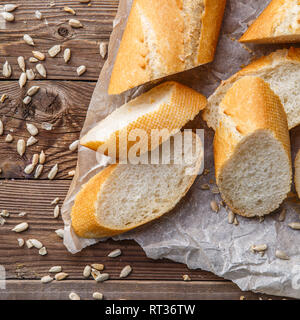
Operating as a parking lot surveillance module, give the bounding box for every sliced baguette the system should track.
[240,0,300,44]
[295,150,300,198]
[80,81,207,159]
[108,0,226,95]
[214,76,291,217]
[203,48,300,130]
[71,131,203,238]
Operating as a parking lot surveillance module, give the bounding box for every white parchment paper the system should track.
[62,0,300,299]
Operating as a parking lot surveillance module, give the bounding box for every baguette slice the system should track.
[204,48,300,130]
[240,0,300,44]
[108,0,226,95]
[295,150,300,198]
[72,131,203,238]
[214,76,291,217]
[81,81,207,159]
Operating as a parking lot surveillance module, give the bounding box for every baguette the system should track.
[203,48,300,130]
[71,131,203,238]
[108,0,226,95]
[214,76,291,217]
[240,0,300,44]
[81,81,207,159]
[295,150,300,198]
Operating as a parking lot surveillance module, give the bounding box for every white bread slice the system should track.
[72,131,203,238]
[295,150,300,198]
[203,48,300,130]
[214,76,292,217]
[81,81,207,159]
[108,0,226,95]
[240,0,300,44]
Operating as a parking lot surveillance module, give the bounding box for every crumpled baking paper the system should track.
[62,0,300,299]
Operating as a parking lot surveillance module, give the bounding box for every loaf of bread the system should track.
[203,48,300,130]
[240,0,300,44]
[108,0,226,95]
[81,81,207,159]
[295,150,300,198]
[72,131,203,238]
[214,76,291,217]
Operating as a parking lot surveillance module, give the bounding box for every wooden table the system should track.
[0,0,283,300]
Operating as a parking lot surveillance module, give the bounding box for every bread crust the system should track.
[108,0,226,95]
[295,150,300,198]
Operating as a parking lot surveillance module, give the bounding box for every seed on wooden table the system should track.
[99,42,107,59]
[27,135,38,147]
[48,45,61,58]
[288,222,300,230]
[27,85,40,96]
[108,249,122,258]
[0,217,6,226]
[51,197,60,205]
[34,164,43,179]
[26,69,35,80]
[35,10,43,20]
[29,57,38,63]
[19,72,27,88]
[3,60,12,78]
[36,63,46,78]
[17,139,26,156]
[55,229,64,239]
[93,292,103,300]
[17,56,25,72]
[5,134,13,142]
[69,140,79,152]
[17,238,24,247]
[32,154,39,166]
[49,266,62,273]
[182,274,191,281]
[0,94,8,103]
[24,163,35,174]
[210,200,219,213]
[275,250,290,260]
[2,12,15,22]
[0,120,3,135]
[53,205,60,218]
[23,96,31,105]
[12,222,29,233]
[250,244,268,253]
[26,123,38,136]
[39,150,46,164]
[64,48,71,63]
[76,65,86,76]
[120,265,132,278]
[83,265,91,278]
[69,292,80,300]
[48,164,58,180]
[23,34,35,46]
[95,273,110,282]
[18,211,27,217]
[68,170,75,177]
[1,210,9,217]
[64,6,76,15]
[69,19,83,28]
[41,275,53,283]
[30,239,43,249]
[91,269,100,280]
[55,272,68,281]
[91,264,104,271]
[39,247,47,256]
[26,239,33,248]
[4,4,18,12]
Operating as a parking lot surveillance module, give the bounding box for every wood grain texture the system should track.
[0,0,119,81]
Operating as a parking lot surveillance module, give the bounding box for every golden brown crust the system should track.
[295,150,300,198]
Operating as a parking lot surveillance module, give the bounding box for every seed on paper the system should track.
[23,34,35,46]
[69,19,83,28]
[55,272,68,281]
[24,163,35,174]
[0,94,8,103]
[17,139,26,156]
[19,72,27,88]
[36,63,46,78]
[64,6,76,15]
[210,200,219,213]
[34,164,43,179]
[27,136,38,147]
[12,222,29,233]
[76,65,86,76]
[93,292,103,300]
[69,140,79,152]
[17,238,24,247]
[3,60,12,78]
[5,134,13,143]
[49,266,62,273]
[108,249,122,258]
[35,10,43,20]
[27,86,40,97]
[4,4,18,12]
[51,197,59,205]
[26,123,38,136]
[55,229,64,239]
[48,164,58,180]
[275,250,290,260]
[120,265,132,278]
[41,275,53,284]
[48,45,61,58]
[288,222,300,230]
[39,247,47,256]
[2,12,15,22]
[26,69,35,81]
[30,239,43,249]
[83,265,91,278]
[53,205,60,218]
[69,292,80,300]
[23,96,31,105]
[39,150,46,164]
[99,42,107,59]
[17,56,26,72]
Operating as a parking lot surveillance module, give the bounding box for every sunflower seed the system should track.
[32,154,39,166]
[34,164,43,178]
[48,45,61,58]
[5,134,13,143]
[76,65,86,76]
[288,222,300,230]
[0,120,3,136]
[92,292,103,300]
[210,200,219,213]
[183,274,191,281]
[83,265,91,278]
[0,94,8,103]
[39,150,46,164]
[26,123,38,136]
[55,229,64,239]
[17,238,24,247]
[26,239,33,248]
[69,140,79,152]
[27,86,40,97]
[19,72,27,88]
[18,211,27,217]
[36,63,46,77]
[64,6,76,15]
[12,222,29,233]
[51,197,60,205]
[233,216,239,226]
[91,264,104,271]
[120,265,132,278]
[53,205,60,218]
[200,184,209,190]
[108,249,122,258]
[275,250,290,260]
[48,164,58,180]
[99,42,107,59]
[49,266,62,273]
[26,69,35,80]
[17,139,26,156]
[0,217,6,226]
[63,48,71,63]
[24,163,35,174]
[2,12,15,22]
[41,122,53,130]
[4,4,18,12]
[228,210,235,224]
[68,170,75,177]
[17,56,26,72]
[29,57,38,63]
[69,19,83,28]
[30,239,43,249]
[41,275,53,283]
[55,272,68,281]
[250,244,268,253]
[69,292,80,300]
[3,61,12,78]
[35,10,43,20]
[23,96,31,105]
[23,34,35,46]
[0,210,9,217]
[39,247,47,256]
[95,273,110,282]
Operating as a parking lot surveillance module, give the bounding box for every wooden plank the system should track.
[0,0,119,81]
[0,80,94,179]
[0,280,283,300]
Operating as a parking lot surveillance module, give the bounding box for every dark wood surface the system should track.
[0,0,286,300]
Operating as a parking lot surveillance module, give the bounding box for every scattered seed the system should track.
[41,122,53,130]
[17,56,26,72]
[250,244,268,253]
[48,45,61,58]
[54,205,60,218]
[210,200,219,213]
[288,222,300,230]
[91,269,100,280]
[23,34,35,46]
[29,57,38,63]
[64,48,71,63]
[18,211,27,217]
[39,150,46,164]
[99,42,107,59]
[120,265,132,278]
[95,273,110,282]
[182,274,191,281]
[41,275,53,283]
[0,94,8,103]
[200,184,209,190]
[69,292,80,300]
[32,154,39,166]
[23,96,31,105]
[275,250,290,260]
[17,238,24,247]
[92,292,103,300]
[5,133,13,143]
[76,65,86,76]
[0,120,3,135]
[34,164,43,179]
[228,210,235,224]
[12,222,29,233]
[0,210,9,217]
[4,4,18,12]
[24,163,35,174]
[69,19,83,28]
[48,164,58,180]
[3,60,12,78]
[233,216,239,226]
[26,239,33,248]
[35,10,43,20]
[39,247,47,256]
[17,139,26,156]
[64,6,76,15]
[83,265,91,278]
[69,140,79,152]
[27,86,40,97]
[68,170,75,177]
[0,217,6,226]
[49,266,62,273]
[55,229,64,239]
[51,197,60,206]
[55,272,68,281]
[19,72,27,88]
[26,123,38,136]
[108,249,122,258]
[36,63,46,78]
[30,239,43,249]
[91,264,104,271]
[2,12,15,22]
[26,69,35,81]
